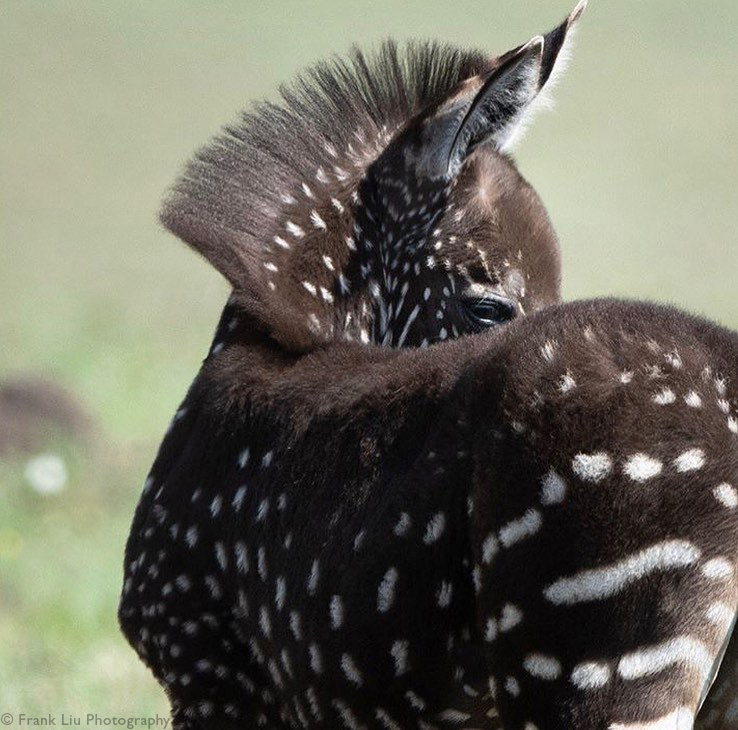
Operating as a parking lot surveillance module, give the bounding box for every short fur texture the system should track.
[120,299,738,729]
[121,3,738,728]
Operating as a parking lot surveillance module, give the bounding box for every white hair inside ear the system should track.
[500,3,584,153]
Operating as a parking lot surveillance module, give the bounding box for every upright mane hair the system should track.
[160,8,585,352]
[161,40,489,290]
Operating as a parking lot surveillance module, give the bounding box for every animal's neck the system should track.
[347,167,450,347]
[204,296,501,432]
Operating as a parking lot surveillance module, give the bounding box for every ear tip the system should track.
[569,0,589,25]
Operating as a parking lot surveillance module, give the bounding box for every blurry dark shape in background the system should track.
[0,374,93,455]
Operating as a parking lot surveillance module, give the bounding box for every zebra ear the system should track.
[446,36,544,173]
[446,0,587,174]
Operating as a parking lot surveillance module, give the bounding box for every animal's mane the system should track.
[160,40,490,285]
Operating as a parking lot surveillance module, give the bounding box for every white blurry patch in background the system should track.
[24,452,68,495]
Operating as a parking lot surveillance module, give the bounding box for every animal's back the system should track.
[120,298,738,729]
[466,300,738,729]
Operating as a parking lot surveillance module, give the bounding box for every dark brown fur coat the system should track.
[119,4,738,728]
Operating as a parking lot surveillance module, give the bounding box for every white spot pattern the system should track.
[714,483,738,509]
[673,448,706,472]
[423,512,446,544]
[523,654,562,680]
[499,509,542,548]
[330,595,344,629]
[377,568,399,613]
[572,452,613,483]
[571,662,612,690]
[623,453,663,482]
[540,469,567,505]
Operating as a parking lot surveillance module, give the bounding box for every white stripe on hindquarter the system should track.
[543,540,702,606]
[609,706,694,730]
[617,635,713,681]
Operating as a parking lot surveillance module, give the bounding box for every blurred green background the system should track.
[1,0,736,717]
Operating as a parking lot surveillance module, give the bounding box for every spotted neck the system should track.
[344,160,450,347]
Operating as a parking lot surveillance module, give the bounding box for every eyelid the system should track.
[463,282,498,298]
[463,291,514,307]
[473,293,510,304]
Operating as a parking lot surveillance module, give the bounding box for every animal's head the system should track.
[162,2,586,352]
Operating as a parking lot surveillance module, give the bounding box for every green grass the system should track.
[1,0,736,716]
[0,442,168,713]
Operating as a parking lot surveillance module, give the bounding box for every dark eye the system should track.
[463,295,517,327]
